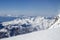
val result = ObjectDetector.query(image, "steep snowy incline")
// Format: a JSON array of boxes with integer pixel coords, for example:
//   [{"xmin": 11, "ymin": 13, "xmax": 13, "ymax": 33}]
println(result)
[
  {"xmin": 1, "ymin": 27, "xmax": 60, "ymax": 40},
  {"xmin": 49, "ymin": 14, "xmax": 60, "ymax": 29}
]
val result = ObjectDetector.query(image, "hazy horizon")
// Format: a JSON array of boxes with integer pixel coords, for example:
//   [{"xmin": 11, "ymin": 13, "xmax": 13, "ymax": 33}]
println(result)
[{"xmin": 0, "ymin": 0, "xmax": 60, "ymax": 17}]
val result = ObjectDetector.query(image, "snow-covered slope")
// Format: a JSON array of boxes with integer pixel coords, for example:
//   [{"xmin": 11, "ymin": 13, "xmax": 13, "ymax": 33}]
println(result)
[
  {"xmin": 49, "ymin": 14, "xmax": 60, "ymax": 29},
  {"xmin": 1, "ymin": 27, "xmax": 60, "ymax": 40}
]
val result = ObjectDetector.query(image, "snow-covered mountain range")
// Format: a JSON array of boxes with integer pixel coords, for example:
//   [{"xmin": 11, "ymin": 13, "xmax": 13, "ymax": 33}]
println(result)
[{"xmin": 0, "ymin": 14, "xmax": 60, "ymax": 39}]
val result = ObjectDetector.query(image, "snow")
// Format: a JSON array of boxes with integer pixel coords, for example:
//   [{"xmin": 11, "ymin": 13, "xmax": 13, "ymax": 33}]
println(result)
[
  {"xmin": 1, "ymin": 14, "xmax": 60, "ymax": 40},
  {"xmin": 1, "ymin": 27, "xmax": 60, "ymax": 40},
  {"xmin": 0, "ymin": 28, "xmax": 7, "ymax": 32},
  {"xmin": 2, "ymin": 16, "xmax": 55, "ymax": 30},
  {"xmin": 49, "ymin": 14, "xmax": 60, "ymax": 29}
]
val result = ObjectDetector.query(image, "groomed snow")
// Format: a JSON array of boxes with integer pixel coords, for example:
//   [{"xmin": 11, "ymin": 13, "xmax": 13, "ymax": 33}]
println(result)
[{"xmin": 1, "ymin": 27, "xmax": 60, "ymax": 40}]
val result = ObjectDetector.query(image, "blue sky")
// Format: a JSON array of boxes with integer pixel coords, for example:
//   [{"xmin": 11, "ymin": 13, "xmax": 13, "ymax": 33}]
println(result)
[{"xmin": 0, "ymin": 0, "xmax": 60, "ymax": 16}]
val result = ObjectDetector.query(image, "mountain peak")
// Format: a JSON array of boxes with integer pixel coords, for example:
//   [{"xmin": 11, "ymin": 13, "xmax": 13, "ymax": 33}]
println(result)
[{"xmin": 57, "ymin": 14, "xmax": 60, "ymax": 17}]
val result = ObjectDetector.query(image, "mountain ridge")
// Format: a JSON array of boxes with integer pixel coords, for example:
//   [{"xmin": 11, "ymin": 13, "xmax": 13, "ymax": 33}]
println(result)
[{"xmin": 0, "ymin": 14, "xmax": 60, "ymax": 39}]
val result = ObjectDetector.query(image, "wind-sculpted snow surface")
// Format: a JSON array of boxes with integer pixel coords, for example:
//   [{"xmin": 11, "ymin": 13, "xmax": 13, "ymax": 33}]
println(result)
[{"xmin": 0, "ymin": 15, "xmax": 58, "ymax": 39}]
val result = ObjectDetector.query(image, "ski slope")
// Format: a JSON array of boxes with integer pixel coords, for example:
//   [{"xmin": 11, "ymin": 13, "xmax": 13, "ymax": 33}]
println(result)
[{"xmin": 1, "ymin": 27, "xmax": 60, "ymax": 40}]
